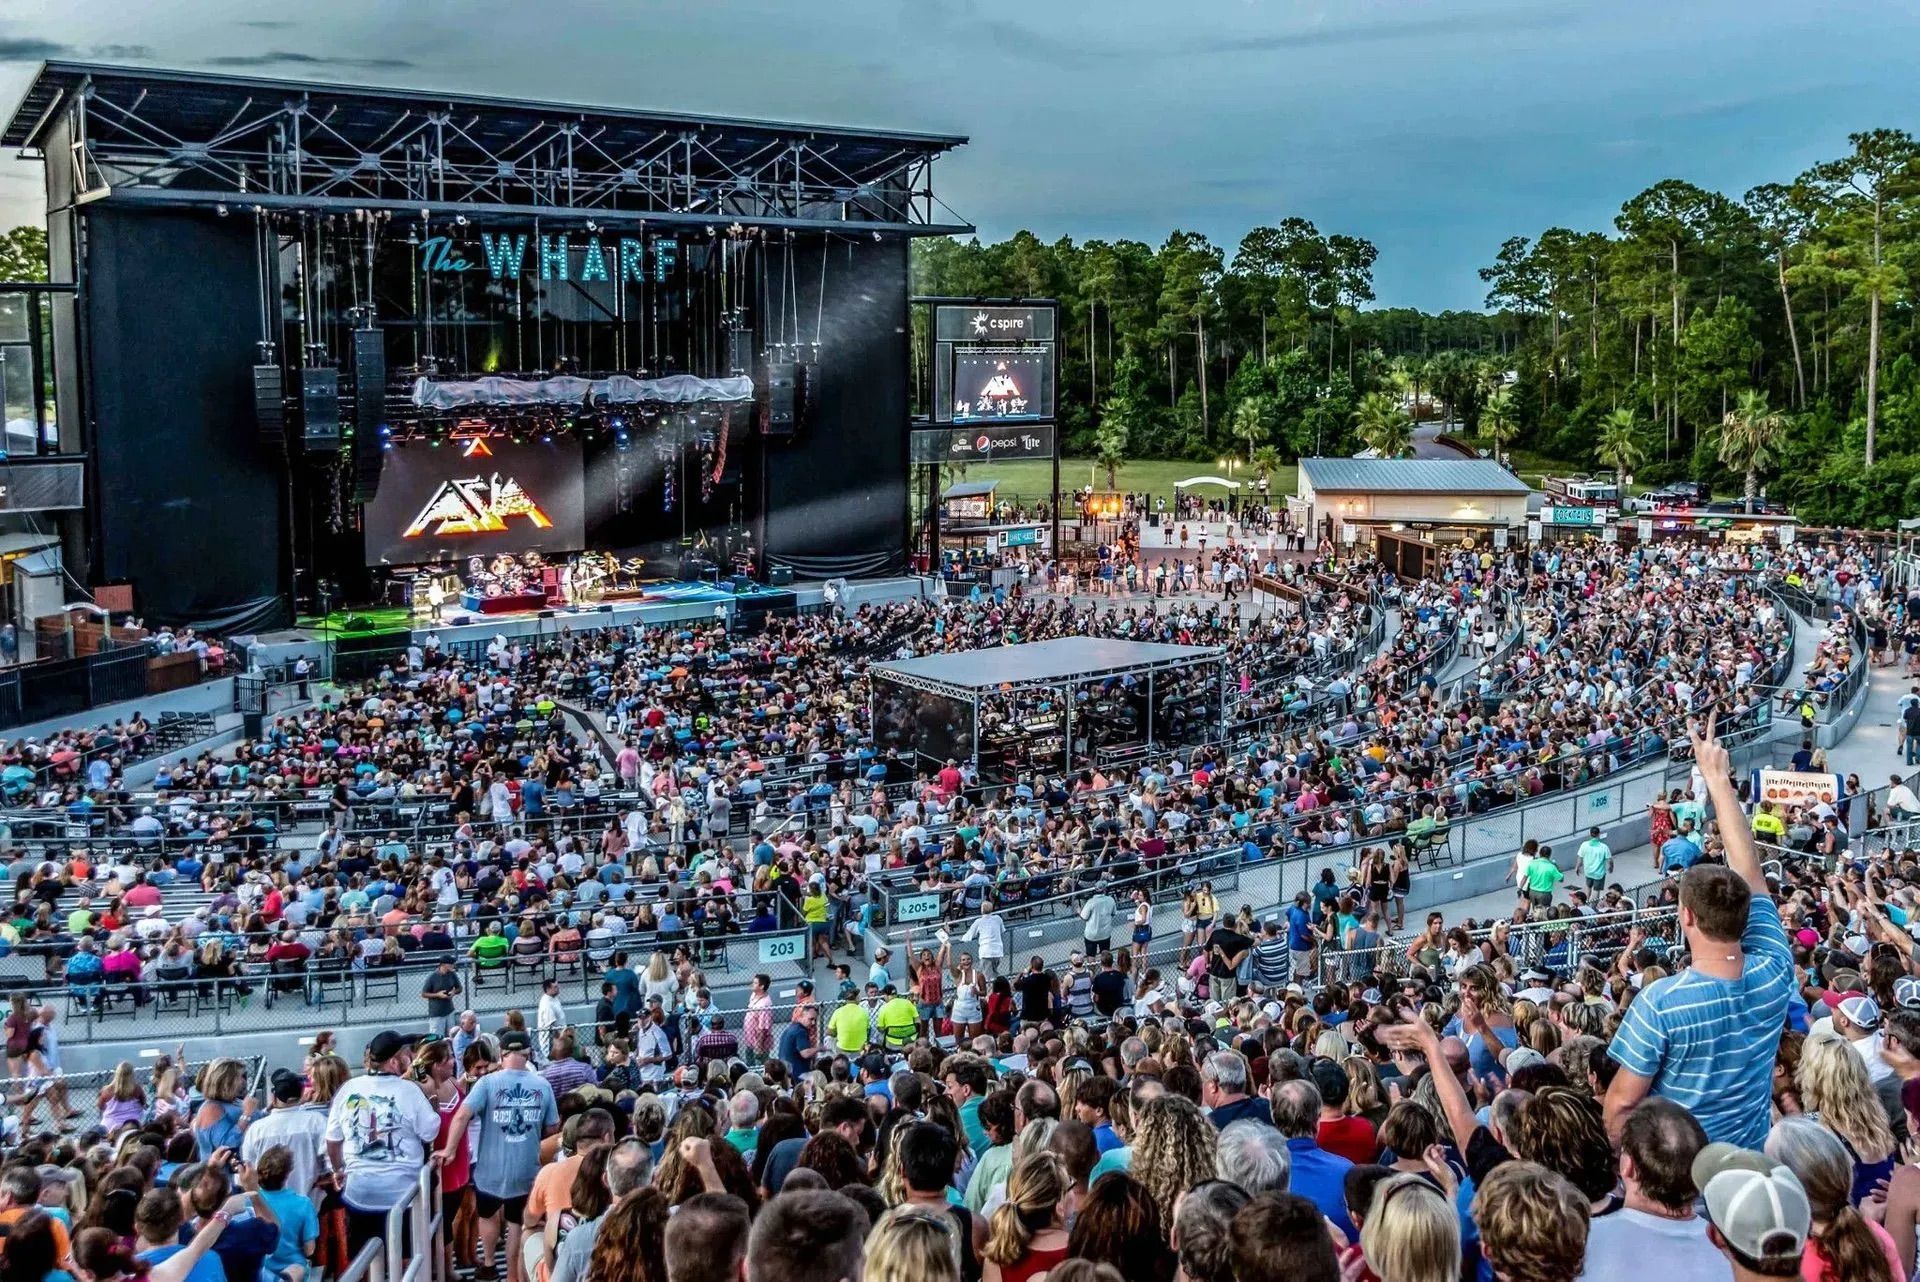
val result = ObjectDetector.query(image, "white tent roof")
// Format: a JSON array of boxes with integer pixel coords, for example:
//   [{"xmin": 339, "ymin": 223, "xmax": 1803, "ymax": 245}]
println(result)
[{"xmin": 1173, "ymin": 475, "xmax": 1241, "ymax": 490}]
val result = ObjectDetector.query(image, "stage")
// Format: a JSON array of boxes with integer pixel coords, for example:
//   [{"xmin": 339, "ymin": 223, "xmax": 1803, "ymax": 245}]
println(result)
[{"xmin": 246, "ymin": 575, "xmax": 932, "ymax": 673}]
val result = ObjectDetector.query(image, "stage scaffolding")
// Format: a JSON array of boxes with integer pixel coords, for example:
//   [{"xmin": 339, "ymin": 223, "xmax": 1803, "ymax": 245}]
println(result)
[
  {"xmin": 4, "ymin": 62, "xmax": 971, "ymax": 236},
  {"xmin": 869, "ymin": 637, "xmax": 1227, "ymax": 781}
]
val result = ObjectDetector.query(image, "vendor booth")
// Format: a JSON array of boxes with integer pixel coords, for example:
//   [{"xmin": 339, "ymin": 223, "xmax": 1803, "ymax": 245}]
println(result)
[{"xmin": 1296, "ymin": 458, "xmax": 1530, "ymax": 549}]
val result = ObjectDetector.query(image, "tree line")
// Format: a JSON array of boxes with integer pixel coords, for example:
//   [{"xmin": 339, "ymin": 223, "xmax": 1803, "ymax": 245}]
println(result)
[{"xmin": 911, "ymin": 128, "xmax": 1920, "ymax": 525}]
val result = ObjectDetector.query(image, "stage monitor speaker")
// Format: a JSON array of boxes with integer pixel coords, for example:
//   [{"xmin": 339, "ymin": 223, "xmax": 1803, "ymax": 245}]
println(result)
[
  {"xmin": 728, "ymin": 328, "xmax": 755, "ymax": 375},
  {"xmin": 253, "ymin": 365, "xmax": 285, "ymax": 446},
  {"xmin": 301, "ymin": 368, "xmax": 340, "ymax": 452},
  {"xmin": 762, "ymin": 361, "xmax": 796, "ymax": 438}
]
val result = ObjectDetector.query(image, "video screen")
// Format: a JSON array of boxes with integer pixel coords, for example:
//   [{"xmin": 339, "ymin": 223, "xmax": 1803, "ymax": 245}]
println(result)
[
  {"xmin": 363, "ymin": 437, "xmax": 586, "ymax": 567},
  {"xmin": 943, "ymin": 346, "xmax": 1054, "ymax": 423}
]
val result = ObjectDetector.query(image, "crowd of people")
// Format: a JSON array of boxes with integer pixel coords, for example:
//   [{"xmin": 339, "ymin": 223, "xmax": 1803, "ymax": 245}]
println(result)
[{"xmin": 0, "ymin": 532, "xmax": 1900, "ymax": 1282}]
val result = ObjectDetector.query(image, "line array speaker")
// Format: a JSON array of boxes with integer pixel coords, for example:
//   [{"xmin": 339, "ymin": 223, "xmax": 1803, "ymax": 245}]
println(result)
[
  {"xmin": 352, "ymin": 328, "xmax": 386, "ymax": 434},
  {"xmin": 253, "ymin": 365, "xmax": 285, "ymax": 447},
  {"xmin": 300, "ymin": 368, "xmax": 340, "ymax": 453},
  {"xmin": 351, "ymin": 329, "xmax": 387, "ymax": 502}
]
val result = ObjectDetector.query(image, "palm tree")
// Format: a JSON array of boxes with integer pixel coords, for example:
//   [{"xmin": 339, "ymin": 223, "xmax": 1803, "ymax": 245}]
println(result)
[
  {"xmin": 1230, "ymin": 396, "xmax": 1271, "ymax": 460},
  {"xmin": 1250, "ymin": 444, "xmax": 1282, "ymax": 483},
  {"xmin": 1595, "ymin": 408, "xmax": 1647, "ymax": 482},
  {"xmin": 1353, "ymin": 391, "xmax": 1413, "ymax": 458},
  {"xmin": 1479, "ymin": 386, "xmax": 1519, "ymax": 462},
  {"xmin": 1718, "ymin": 389, "xmax": 1786, "ymax": 512}
]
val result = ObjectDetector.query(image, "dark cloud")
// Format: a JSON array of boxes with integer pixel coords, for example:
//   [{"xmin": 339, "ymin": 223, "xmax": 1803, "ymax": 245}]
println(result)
[
  {"xmin": 0, "ymin": 37, "xmax": 73, "ymax": 63},
  {"xmin": 202, "ymin": 51, "xmax": 415, "ymax": 71},
  {"xmin": 958, "ymin": 5, "xmax": 1579, "ymax": 68},
  {"xmin": 90, "ymin": 45, "xmax": 154, "ymax": 59},
  {"xmin": 239, "ymin": 21, "xmax": 295, "ymax": 30}
]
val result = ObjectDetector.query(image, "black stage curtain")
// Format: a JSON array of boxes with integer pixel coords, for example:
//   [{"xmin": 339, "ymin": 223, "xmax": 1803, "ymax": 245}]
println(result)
[
  {"xmin": 761, "ymin": 238, "xmax": 909, "ymax": 579},
  {"xmin": 83, "ymin": 208, "xmax": 290, "ymax": 628}
]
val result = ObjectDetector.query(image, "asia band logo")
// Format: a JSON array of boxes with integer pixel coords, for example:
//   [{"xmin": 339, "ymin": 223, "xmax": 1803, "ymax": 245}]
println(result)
[
  {"xmin": 403, "ymin": 439, "xmax": 554, "ymax": 538},
  {"xmin": 957, "ymin": 360, "xmax": 1031, "ymax": 419}
]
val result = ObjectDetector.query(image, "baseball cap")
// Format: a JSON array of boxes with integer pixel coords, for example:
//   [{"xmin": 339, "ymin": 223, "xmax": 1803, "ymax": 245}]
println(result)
[
  {"xmin": 1505, "ymin": 1047, "xmax": 1548, "ymax": 1075},
  {"xmin": 269, "ymin": 1068, "xmax": 305, "ymax": 1103},
  {"xmin": 1840, "ymin": 994, "xmax": 1883, "ymax": 1030},
  {"xmin": 1692, "ymin": 1143, "xmax": 1810, "ymax": 1263},
  {"xmin": 34, "ymin": 1165, "xmax": 77, "ymax": 1187},
  {"xmin": 1895, "ymin": 977, "xmax": 1920, "ymax": 1011},
  {"xmin": 498, "ymin": 1029, "xmax": 533, "ymax": 1053},
  {"xmin": 367, "ymin": 1030, "xmax": 423, "ymax": 1063}
]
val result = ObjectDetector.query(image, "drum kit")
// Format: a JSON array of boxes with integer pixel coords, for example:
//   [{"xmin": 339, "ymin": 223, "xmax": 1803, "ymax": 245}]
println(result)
[{"xmin": 466, "ymin": 551, "xmax": 545, "ymax": 598}]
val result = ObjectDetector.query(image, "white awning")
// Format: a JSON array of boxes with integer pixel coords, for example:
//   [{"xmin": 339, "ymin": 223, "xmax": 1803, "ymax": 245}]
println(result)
[{"xmin": 1172, "ymin": 475, "xmax": 1241, "ymax": 490}]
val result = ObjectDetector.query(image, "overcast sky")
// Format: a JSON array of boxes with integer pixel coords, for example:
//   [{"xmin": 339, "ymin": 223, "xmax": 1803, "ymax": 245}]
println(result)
[{"xmin": 0, "ymin": 0, "xmax": 1915, "ymax": 311}]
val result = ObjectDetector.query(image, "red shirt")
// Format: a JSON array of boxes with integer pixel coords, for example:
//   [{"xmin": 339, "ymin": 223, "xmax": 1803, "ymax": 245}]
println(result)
[{"xmin": 1317, "ymin": 1115, "xmax": 1379, "ymax": 1165}]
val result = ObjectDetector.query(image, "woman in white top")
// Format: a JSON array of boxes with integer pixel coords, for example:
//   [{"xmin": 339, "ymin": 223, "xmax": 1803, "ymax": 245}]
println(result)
[
  {"xmin": 640, "ymin": 952, "xmax": 677, "ymax": 1006},
  {"xmin": 949, "ymin": 951, "xmax": 985, "ymax": 1038}
]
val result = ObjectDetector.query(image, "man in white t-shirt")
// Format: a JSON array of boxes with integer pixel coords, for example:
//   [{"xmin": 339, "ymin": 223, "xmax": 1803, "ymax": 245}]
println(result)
[
  {"xmin": 1581, "ymin": 1098, "xmax": 1725, "ymax": 1282},
  {"xmin": 963, "ymin": 901, "xmax": 1007, "ymax": 980},
  {"xmin": 326, "ymin": 1031, "xmax": 442, "ymax": 1260}
]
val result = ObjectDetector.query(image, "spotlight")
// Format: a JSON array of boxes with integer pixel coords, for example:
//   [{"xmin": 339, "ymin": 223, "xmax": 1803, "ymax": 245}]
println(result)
[
  {"xmin": 455, "ymin": 215, "xmax": 469, "ymax": 227},
  {"xmin": 541, "ymin": 433, "xmax": 552, "ymax": 443},
  {"xmin": 586, "ymin": 220, "xmax": 599, "ymax": 233},
  {"xmin": 216, "ymin": 203, "xmax": 229, "ymax": 217}
]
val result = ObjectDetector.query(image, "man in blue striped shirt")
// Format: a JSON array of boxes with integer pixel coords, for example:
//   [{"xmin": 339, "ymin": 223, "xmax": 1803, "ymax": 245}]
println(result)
[{"xmin": 1604, "ymin": 710, "xmax": 1792, "ymax": 1150}]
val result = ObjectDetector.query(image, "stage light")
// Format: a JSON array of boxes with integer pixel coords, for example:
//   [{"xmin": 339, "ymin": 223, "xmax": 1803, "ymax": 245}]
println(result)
[
  {"xmin": 611, "ymin": 416, "xmax": 624, "ymax": 429},
  {"xmin": 541, "ymin": 433, "xmax": 552, "ymax": 443},
  {"xmin": 216, "ymin": 203, "xmax": 229, "ymax": 217}
]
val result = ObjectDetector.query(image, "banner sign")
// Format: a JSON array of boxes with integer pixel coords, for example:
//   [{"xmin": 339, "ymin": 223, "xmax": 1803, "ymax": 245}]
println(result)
[
  {"xmin": 1754, "ymin": 768, "xmax": 1845, "ymax": 811},
  {"xmin": 911, "ymin": 424, "xmax": 1055, "ymax": 465},
  {"xmin": 935, "ymin": 305, "xmax": 1057, "ymax": 343},
  {"xmin": 1541, "ymin": 505, "xmax": 1600, "ymax": 527}
]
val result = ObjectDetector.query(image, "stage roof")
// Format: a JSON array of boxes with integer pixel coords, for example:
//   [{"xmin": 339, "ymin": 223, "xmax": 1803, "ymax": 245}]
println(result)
[
  {"xmin": 872, "ymin": 637, "xmax": 1225, "ymax": 695},
  {"xmin": 3, "ymin": 62, "xmax": 972, "ymax": 235}
]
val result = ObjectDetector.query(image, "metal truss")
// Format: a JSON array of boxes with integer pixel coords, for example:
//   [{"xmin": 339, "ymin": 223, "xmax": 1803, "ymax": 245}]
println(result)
[{"xmin": 7, "ymin": 62, "xmax": 972, "ymax": 236}]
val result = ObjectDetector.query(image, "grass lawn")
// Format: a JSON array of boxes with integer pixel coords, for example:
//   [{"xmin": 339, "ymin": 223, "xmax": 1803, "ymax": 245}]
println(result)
[{"xmin": 948, "ymin": 458, "xmax": 1297, "ymax": 504}]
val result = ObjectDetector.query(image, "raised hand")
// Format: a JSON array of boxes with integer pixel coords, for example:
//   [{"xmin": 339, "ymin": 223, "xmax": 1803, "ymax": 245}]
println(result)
[{"xmin": 1688, "ymin": 709, "xmax": 1729, "ymax": 783}]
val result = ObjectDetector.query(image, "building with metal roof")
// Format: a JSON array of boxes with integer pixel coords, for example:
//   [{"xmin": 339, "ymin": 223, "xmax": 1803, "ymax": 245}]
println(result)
[
  {"xmin": 1295, "ymin": 457, "xmax": 1531, "ymax": 550},
  {"xmin": 1297, "ymin": 458, "xmax": 1530, "ymax": 496}
]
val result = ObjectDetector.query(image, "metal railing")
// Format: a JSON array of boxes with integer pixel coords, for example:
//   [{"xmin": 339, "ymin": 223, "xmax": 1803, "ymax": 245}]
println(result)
[
  {"xmin": 22, "ymin": 928, "xmax": 816, "ymax": 1045},
  {"xmin": 1310, "ymin": 904, "xmax": 1681, "ymax": 991}
]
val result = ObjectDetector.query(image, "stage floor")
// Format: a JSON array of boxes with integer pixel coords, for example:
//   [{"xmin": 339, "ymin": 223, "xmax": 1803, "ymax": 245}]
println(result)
[{"xmin": 253, "ymin": 576, "xmax": 930, "ymax": 671}]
